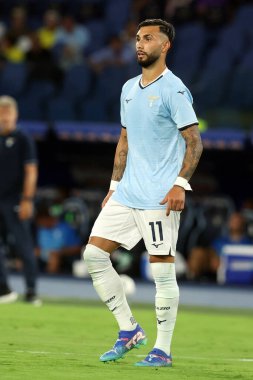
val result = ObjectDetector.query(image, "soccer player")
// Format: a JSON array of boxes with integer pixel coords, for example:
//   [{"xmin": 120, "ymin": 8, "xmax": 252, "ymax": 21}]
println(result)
[{"xmin": 83, "ymin": 19, "xmax": 203, "ymax": 367}]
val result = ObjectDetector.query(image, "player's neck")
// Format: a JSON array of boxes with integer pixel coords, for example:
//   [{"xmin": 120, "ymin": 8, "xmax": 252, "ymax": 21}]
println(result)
[{"xmin": 141, "ymin": 64, "xmax": 167, "ymax": 87}]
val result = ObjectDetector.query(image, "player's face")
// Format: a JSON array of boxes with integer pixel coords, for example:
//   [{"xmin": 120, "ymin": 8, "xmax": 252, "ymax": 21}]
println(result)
[
  {"xmin": 0, "ymin": 105, "xmax": 18, "ymax": 133},
  {"xmin": 136, "ymin": 26, "xmax": 169, "ymax": 68}
]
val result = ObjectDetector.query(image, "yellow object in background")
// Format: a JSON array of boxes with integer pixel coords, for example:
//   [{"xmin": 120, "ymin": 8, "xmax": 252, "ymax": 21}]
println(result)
[
  {"xmin": 38, "ymin": 28, "xmax": 56, "ymax": 49},
  {"xmin": 4, "ymin": 46, "xmax": 25, "ymax": 63},
  {"xmin": 198, "ymin": 118, "xmax": 208, "ymax": 133}
]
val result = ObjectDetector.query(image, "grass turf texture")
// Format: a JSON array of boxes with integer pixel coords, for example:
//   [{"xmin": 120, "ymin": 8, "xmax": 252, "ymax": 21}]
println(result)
[{"xmin": 0, "ymin": 300, "xmax": 253, "ymax": 380}]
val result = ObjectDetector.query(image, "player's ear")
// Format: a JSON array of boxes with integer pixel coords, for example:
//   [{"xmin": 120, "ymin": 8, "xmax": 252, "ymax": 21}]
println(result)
[{"xmin": 162, "ymin": 40, "xmax": 170, "ymax": 53}]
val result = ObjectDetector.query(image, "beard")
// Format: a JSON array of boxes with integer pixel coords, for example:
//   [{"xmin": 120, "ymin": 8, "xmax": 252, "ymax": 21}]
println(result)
[{"xmin": 137, "ymin": 52, "xmax": 160, "ymax": 68}]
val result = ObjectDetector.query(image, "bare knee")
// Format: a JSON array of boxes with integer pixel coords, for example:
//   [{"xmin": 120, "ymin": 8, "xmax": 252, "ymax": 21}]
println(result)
[
  {"xmin": 149, "ymin": 254, "xmax": 175, "ymax": 264},
  {"xmin": 88, "ymin": 236, "xmax": 120, "ymax": 254}
]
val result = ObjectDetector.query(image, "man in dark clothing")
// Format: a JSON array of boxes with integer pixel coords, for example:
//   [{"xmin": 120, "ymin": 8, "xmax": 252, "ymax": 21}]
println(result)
[{"xmin": 0, "ymin": 96, "xmax": 40, "ymax": 305}]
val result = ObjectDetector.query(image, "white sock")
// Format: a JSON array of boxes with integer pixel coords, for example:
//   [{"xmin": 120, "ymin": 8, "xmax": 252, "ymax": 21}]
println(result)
[
  {"xmin": 83, "ymin": 244, "xmax": 137, "ymax": 331},
  {"xmin": 151, "ymin": 262, "xmax": 179, "ymax": 356}
]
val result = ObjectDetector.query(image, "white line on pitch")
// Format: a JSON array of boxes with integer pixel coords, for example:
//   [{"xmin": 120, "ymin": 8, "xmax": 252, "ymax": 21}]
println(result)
[
  {"xmin": 14, "ymin": 350, "xmax": 253, "ymax": 362},
  {"xmin": 135, "ymin": 354, "xmax": 253, "ymax": 362}
]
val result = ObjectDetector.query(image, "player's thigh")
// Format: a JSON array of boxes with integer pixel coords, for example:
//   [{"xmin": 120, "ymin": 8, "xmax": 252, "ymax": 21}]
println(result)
[
  {"xmin": 134, "ymin": 209, "xmax": 181, "ymax": 256},
  {"xmin": 90, "ymin": 199, "xmax": 142, "ymax": 252}
]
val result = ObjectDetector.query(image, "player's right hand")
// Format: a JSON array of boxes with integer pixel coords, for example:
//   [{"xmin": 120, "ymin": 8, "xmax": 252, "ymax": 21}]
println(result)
[{"xmin": 101, "ymin": 190, "xmax": 114, "ymax": 208}]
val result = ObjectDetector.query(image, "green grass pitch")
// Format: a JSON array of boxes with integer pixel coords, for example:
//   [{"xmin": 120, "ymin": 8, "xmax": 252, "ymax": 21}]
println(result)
[{"xmin": 0, "ymin": 300, "xmax": 253, "ymax": 380}]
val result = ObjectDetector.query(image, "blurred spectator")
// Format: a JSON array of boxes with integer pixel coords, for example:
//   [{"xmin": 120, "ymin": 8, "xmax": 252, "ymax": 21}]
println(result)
[
  {"xmin": 89, "ymin": 35, "xmax": 135, "ymax": 73},
  {"xmin": 8, "ymin": 7, "xmax": 31, "ymax": 54},
  {"xmin": 121, "ymin": 20, "xmax": 138, "ymax": 52},
  {"xmin": 26, "ymin": 32, "xmax": 63, "ymax": 86},
  {"xmin": 0, "ymin": 34, "xmax": 25, "ymax": 63},
  {"xmin": 35, "ymin": 202, "xmax": 82, "ymax": 274},
  {"xmin": 195, "ymin": 0, "xmax": 230, "ymax": 26},
  {"xmin": 165, "ymin": 0, "xmax": 193, "ymax": 18},
  {"xmin": 54, "ymin": 15, "xmax": 90, "ymax": 70},
  {"xmin": 37, "ymin": 10, "xmax": 60, "ymax": 50},
  {"xmin": 132, "ymin": 0, "xmax": 166, "ymax": 22},
  {"xmin": 187, "ymin": 212, "xmax": 252, "ymax": 281}
]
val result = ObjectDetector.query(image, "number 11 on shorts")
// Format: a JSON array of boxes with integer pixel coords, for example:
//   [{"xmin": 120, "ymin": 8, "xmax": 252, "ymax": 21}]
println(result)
[{"xmin": 149, "ymin": 221, "xmax": 164, "ymax": 243}]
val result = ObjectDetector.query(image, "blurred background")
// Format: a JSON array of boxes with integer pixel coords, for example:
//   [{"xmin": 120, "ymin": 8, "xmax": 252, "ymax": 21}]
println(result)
[{"xmin": 1, "ymin": 0, "xmax": 253, "ymax": 289}]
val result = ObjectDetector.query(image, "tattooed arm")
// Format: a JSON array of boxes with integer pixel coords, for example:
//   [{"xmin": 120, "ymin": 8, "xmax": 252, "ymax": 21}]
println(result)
[
  {"xmin": 111, "ymin": 127, "xmax": 128, "ymax": 181},
  {"xmin": 160, "ymin": 124, "xmax": 203, "ymax": 215},
  {"xmin": 102, "ymin": 127, "xmax": 128, "ymax": 207},
  {"xmin": 178, "ymin": 124, "xmax": 203, "ymax": 180}
]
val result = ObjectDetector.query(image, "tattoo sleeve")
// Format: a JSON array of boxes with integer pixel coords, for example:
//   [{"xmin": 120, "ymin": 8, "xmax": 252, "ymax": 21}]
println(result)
[
  {"xmin": 179, "ymin": 124, "xmax": 203, "ymax": 181},
  {"xmin": 111, "ymin": 128, "xmax": 128, "ymax": 181}
]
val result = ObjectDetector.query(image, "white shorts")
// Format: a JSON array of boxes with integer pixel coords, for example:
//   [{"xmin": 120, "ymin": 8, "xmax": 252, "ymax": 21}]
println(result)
[{"xmin": 90, "ymin": 199, "xmax": 180, "ymax": 256}]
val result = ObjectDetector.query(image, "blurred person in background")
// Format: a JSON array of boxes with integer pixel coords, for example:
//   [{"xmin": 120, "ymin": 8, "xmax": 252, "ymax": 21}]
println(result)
[
  {"xmin": 121, "ymin": 20, "xmax": 139, "ymax": 51},
  {"xmin": 54, "ymin": 15, "xmax": 90, "ymax": 70},
  {"xmin": 37, "ymin": 9, "xmax": 60, "ymax": 50},
  {"xmin": 188, "ymin": 212, "xmax": 252, "ymax": 281},
  {"xmin": 83, "ymin": 19, "xmax": 202, "ymax": 367},
  {"xmin": 165, "ymin": 0, "xmax": 193, "ymax": 18},
  {"xmin": 0, "ymin": 33, "xmax": 25, "ymax": 63},
  {"xmin": 89, "ymin": 35, "xmax": 135, "ymax": 73},
  {"xmin": 7, "ymin": 6, "xmax": 31, "ymax": 54},
  {"xmin": 26, "ymin": 32, "xmax": 63, "ymax": 86},
  {"xmin": 0, "ymin": 96, "xmax": 39, "ymax": 305},
  {"xmin": 0, "ymin": 6, "xmax": 31, "ymax": 63},
  {"xmin": 35, "ymin": 201, "xmax": 82, "ymax": 274}
]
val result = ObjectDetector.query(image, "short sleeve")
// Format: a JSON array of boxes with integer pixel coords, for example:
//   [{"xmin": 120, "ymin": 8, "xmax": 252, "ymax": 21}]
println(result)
[
  {"xmin": 22, "ymin": 133, "xmax": 37, "ymax": 164},
  {"xmin": 168, "ymin": 87, "xmax": 198, "ymax": 130}
]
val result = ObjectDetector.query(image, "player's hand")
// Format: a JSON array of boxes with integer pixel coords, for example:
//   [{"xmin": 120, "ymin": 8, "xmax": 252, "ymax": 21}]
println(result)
[
  {"xmin": 160, "ymin": 186, "xmax": 185, "ymax": 216},
  {"xmin": 18, "ymin": 199, "xmax": 34, "ymax": 220},
  {"xmin": 101, "ymin": 190, "xmax": 114, "ymax": 208}
]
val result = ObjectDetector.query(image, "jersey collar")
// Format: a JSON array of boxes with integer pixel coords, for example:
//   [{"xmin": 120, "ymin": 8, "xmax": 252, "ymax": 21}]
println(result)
[{"xmin": 139, "ymin": 67, "xmax": 169, "ymax": 89}]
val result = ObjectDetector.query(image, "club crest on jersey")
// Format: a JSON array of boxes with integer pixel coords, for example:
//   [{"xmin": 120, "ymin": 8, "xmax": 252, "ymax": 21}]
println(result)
[{"xmin": 148, "ymin": 95, "xmax": 159, "ymax": 107}]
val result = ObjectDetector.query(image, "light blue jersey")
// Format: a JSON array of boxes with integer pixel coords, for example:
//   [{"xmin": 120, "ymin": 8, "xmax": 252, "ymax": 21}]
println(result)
[{"xmin": 112, "ymin": 68, "xmax": 198, "ymax": 209}]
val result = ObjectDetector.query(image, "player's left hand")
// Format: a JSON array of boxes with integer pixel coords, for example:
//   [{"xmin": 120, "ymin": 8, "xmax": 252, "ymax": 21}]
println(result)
[
  {"xmin": 18, "ymin": 199, "xmax": 34, "ymax": 220},
  {"xmin": 160, "ymin": 186, "xmax": 185, "ymax": 216}
]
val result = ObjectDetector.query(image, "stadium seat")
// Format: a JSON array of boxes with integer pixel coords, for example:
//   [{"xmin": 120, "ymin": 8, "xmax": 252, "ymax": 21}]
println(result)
[
  {"xmin": 226, "ymin": 50, "xmax": 253, "ymax": 108},
  {"xmin": 78, "ymin": 95, "xmax": 107, "ymax": 122},
  {"xmin": 0, "ymin": 63, "xmax": 27, "ymax": 97},
  {"xmin": 18, "ymin": 80, "xmax": 56, "ymax": 120},
  {"xmin": 104, "ymin": 0, "xmax": 131, "ymax": 35},
  {"xmin": 61, "ymin": 64, "xmax": 93, "ymax": 100},
  {"xmin": 226, "ymin": 68, "xmax": 253, "ymax": 108},
  {"xmin": 95, "ymin": 66, "xmax": 127, "ymax": 106},
  {"xmin": 193, "ymin": 46, "xmax": 233, "ymax": 110},
  {"xmin": 18, "ymin": 97, "xmax": 45, "ymax": 120},
  {"xmin": 172, "ymin": 23, "xmax": 206, "ymax": 85},
  {"xmin": 233, "ymin": 4, "xmax": 253, "ymax": 31},
  {"xmin": 85, "ymin": 20, "xmax": 107, "ymax": 53},
  {"xmin": 218, "ymin": 25, "xmax": 245, "ymax": 60},
  {"xmin": 47, "ymin": 97, "xmax": 77, "ymax": 121}
]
